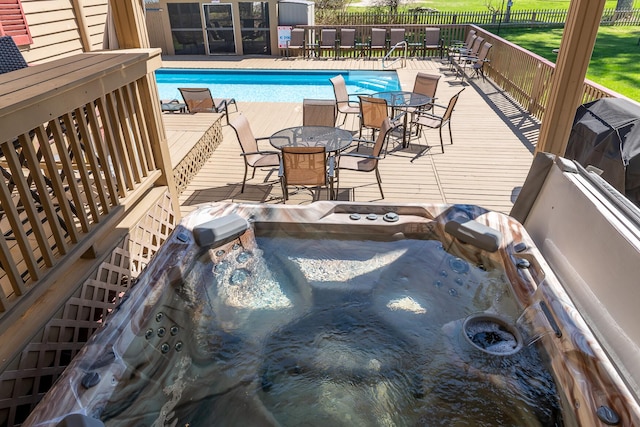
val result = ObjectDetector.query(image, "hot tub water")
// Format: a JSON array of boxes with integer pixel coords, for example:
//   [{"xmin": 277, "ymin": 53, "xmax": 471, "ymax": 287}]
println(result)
[{"xmin": 95, "ymin": 223, "xmax": 563, "ymax": 426}]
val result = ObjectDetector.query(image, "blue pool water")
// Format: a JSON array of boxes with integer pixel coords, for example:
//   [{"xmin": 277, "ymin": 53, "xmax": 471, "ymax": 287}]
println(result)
[{"xmin": 155, "ymin": 69, "xmax": 401, "ymax": 103}]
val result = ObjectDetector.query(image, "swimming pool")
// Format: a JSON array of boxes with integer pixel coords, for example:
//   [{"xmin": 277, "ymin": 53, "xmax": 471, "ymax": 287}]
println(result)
[{"xmin": 155, "ymin": 69, "xmax": 401, "ymax": 103}]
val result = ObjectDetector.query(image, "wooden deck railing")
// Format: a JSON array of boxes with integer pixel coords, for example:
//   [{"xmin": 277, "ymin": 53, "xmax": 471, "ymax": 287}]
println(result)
[
  {"xmin": 471, "ymin": 25, "xmax": 621, "ymax": 121},
  {"xmin": 0, "ymin": 49, "xmax": 178, "ymax": 319}
]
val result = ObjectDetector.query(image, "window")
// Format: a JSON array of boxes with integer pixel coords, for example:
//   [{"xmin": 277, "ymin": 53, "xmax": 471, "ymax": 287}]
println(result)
[
  {"xmin": 0, "ymin": 0, "xmax": 32, "ymax": 46},
  {"xmin": 239, "ymin": 2, "xmax": 270, "ymax": 55},
  {"xmin": 167, "ymin": 3, "xmax": 205, "ymax": 54}
]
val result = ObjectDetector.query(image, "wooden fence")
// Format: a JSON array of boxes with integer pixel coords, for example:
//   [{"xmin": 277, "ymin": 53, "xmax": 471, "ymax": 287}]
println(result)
[{"xmin": 328, "ymin": 8, "xmax": 640, "ymax": 27}]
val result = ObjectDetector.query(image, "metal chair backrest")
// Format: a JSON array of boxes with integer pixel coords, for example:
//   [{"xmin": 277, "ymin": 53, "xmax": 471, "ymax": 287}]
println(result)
[
  {"xmin": 229, "ymin": 114, "xmax": 258, "ymax": 154},
  {"xmin": 178, "ymin": 88, "xmax": 214, "ymax": 112},
  {"xmin": 339, "ymin": 28, "xmax": 356, "ymax": 48},
  {"xmin": 412, "ymin": 72, "xmax": 440, "ymax": 98},
  {"xmin": 423, "ymin": 28, "xmax": 441, "ymax": 47},
  {"xmin": 463, "ymin": 29, "xmax": 477, "ymax": 48},
  {"xmin": 389, "ymin": 28, "xmax": 406, "ymax": 46},
  {"xmin": 370, "ymin": 28, "xmax": 387, "ymax": 48},
  {"xmin": 329, "ymin": 75, "xmax": 349, "ymax": 106},
  {"xmin": 320, "ymin": 28, "xmax": 337, "ymax": 48},
  {"xmin": 303, "ymin": 99, "xmax": 337, "ymax": 126},
  {"xmin": 288, "ymin": 28, "xmax": 305, "ymax": 48},
  {"xmin": 442, "ymin": 89, "xmax": 465, "ymax": 124},
  {"xmin": 373, "ymin": 117, "xmax": 395, "ymax": 158},
  {"xmin": 282, "ymin": 146, "xmax": 328, "ymax": 186},
  {"xmin": 358, "ymin": 96, "xmax": 388, "ymax": 132},
  {"xmin": 468, "ymin": 36, "xmax": 484, "ymax": 57},
  {"xmin": 474, "ymin": 42, "xmax": 492, "ymax": 63}
]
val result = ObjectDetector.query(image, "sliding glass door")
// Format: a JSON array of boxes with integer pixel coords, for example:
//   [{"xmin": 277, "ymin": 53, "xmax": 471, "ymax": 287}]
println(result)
[{"xmin": 204, "ymin": 3, "xmax": 236, "ymax": 54}]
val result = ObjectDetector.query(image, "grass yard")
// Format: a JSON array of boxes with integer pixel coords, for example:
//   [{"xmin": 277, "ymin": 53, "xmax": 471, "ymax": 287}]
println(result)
[
  {"xmin": 389, "ymin": 0, "xmax": 620, "ymax": 12},
  {"xmin": 498, "ymin": 26, "xmax": 640, "ymax": 101}
]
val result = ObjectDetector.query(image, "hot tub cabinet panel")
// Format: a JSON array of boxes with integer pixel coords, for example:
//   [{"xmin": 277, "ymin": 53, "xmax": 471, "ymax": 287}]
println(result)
[{"xmin": 24, "ymin": 202, "xmax": 640, "ymax": 427}]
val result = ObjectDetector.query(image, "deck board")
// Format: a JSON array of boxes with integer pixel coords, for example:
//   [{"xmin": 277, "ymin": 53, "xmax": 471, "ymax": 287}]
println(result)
[{"xmin": 160, "ymin": 56, "xmax": 538, "ymax": 215}]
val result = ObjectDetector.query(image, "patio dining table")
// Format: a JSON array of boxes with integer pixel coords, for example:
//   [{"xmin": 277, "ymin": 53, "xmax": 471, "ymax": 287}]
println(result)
[
  {"xmin": 269, "ymin": 125, "xmax": 353, "ymax": 153},
  {"xmin": 371, "ymin": 91, "xmax": 432, "ymax": 147}
]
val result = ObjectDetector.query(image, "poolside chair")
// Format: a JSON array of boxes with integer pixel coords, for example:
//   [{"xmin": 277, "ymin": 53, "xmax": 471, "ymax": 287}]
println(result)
[
  {"xmin": 410, "ymin": 88, "xmax": 465, "ymax": 158},
  {"xmin": 389, "ymin": 28, "xmax": 406, "ymax": 48},
  {"xmin": 336, "ymin": 117, "xmax": 397, "ymax": 200},
  {"xmin": 449, "ymin": 33, "xmax": 478, "ymax": 67},
  {"xmin": 369, "ymin": 28, "xmax": 387, "ymax": 57},
  {"xmin": 448, "ymin": 29, "xmax": 476, "ymax": 61},
  {"xmin": 407, "ymin": 72, "xmax": 441, "ymax": 133},
  {"xmin": 280, "ymin": 146, "xmax": 334, "ymax": 202},
  {"xmin": 412, "ymin": 72, "xmax": 440, "ymax": 112},
  {"xmin": 462, "ymin": 42, "xmax": 493, "ymax": 82},
  {"xmin": 338, "ymin": 28, "xmax": 357, "ymax": 58},
  {"xmin": 0, "ymin": 36, "xmax": 28, "ymax": 74},
  {"xmin": 422, "ymin": 28, "xmax": 443, "ymax": 58},
  {"xmin": 229, "ymin": 115, "xmax": 280, "ymax": 193},
  {"xmin": 178, "ymin": 87, "xmax": 238, "ymax": 125},
  {"xmin": 286, "ymin": 28, "xmax": 306, "ymax": 58},
  {"xmin": 451, "ymin": 36, "xmax": 484, "ymax": 75},
  {"xmin": 329, "ymin": 75, "xmax": 360, "ymax": 127},
  {"xmin": 303, "ymin": 99, "xmax": 337, "ymax": 127},
  {"xmin": 358, "ymin": 95, "xmax": 389, "ymax": 140},
  {"xmin": 318, "ymin": 28, "xmax": 337, "ymax": 58}
]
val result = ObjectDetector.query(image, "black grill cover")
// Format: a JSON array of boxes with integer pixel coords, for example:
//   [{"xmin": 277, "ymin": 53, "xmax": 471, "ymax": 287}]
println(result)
[{"xmin": 564, "ymin": 98, "xmax": 640, "ymax": 205}]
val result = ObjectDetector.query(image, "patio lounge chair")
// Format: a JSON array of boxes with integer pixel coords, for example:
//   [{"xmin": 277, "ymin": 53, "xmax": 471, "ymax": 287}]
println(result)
[
  {"xmin": 0, "ymin": 36, "xmax": 28, "ymax": 74},
  {"xmin": 303, "ymin": 99, "xmax": 337, "ymax": 127},
  {"xmin": 407, "ymin": 72, "xmax": 441, "ymax": 132},
  {"xmin": 280, "ymin": 146, "xmax": 334, "ymax": 201},
  {"xmin": 389, "ymin": 28, "xmax": 406, "ymax": 48},
  {"xmin": 358, "ymin": 95, "xmax": 389, "ymax": 140},
  {"xmin": 338, "ymin": 28, "xmax": 357, "ymax": 58},
  {"xmin": 286, "ymin": 28, "xmax": 306, "ymax": 58},
  {"xmin": 318, "ymin": 28, "xmax": 337, "ymax": 58},
  {"xmin": 412, "ymin": 72, "xmax": 440, "ymax": 111},
  {"xmin": 410, "ymin": 88, "xmax": 465, "ymax": 158},
  {"xmin": 369, "ymin": 28, "xmax": 387, "ymax": 57},
  {"xmin": 462, "ymin": 42, "xmax": 493, "ymax": 81},
  {"xmin": 447, "ymin": 29, "xmax": 476, "ymax": 60},
  {"xmin": 329, "ymin": 74, "xmax": 360, "ymax": 127},
  {"xmin": 336, "ymin": 117, "xmax": 398, "ymax": 199},
  {"xmin": 448, "ymin": 33, "xmax": 478, "ymax": 66},
  {"xmin": 178, "ymin": 87, "xmax": 238, "ymax": 124},
  {"xmin": 422, "ymin": 28, "xmax": 443, "ymax": 58},
  {"xmin": 229, "ymin": 115, "xmax": 280, "ymax": 193}
]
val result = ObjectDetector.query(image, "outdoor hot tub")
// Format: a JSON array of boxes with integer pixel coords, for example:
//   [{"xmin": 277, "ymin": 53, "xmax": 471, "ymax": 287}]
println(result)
[{"xmin": 24, "ymin": 201, "xmax": 640, "ymax": 426}]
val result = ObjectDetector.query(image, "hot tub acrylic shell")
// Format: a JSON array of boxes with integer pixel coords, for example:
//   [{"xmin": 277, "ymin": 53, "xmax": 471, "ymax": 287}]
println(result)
[{"xmin": 24, "ymin": 202, "xmax": 640, "ymax": 426}]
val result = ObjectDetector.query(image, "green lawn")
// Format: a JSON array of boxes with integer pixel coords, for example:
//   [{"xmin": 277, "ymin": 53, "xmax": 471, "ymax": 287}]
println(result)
[
  {"xmin": 498, "ymin": 26, "xmax": 640, "ymax": 101},
  {"xmin": 394, "ymin": 1, "xmax": 620, "ymax": 12}
]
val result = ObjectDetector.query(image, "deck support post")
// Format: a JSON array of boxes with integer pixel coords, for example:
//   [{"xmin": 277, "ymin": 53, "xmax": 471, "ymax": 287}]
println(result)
[
  {"xmin": 109, "ymin": 0, "xmax": 150, "ymax": 49},
  {"xmin": 535, "ymin": 0, "xmax": 605, "ymax": 156}
]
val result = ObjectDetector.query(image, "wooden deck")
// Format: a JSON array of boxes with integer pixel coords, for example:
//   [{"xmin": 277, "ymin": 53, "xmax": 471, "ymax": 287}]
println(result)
[{"xmin": 161, "ymin": 56, "xmax": 539, "ymax": 216}]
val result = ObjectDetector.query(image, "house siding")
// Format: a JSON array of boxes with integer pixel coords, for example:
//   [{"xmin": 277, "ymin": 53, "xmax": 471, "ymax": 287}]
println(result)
[{"xmin": 18, "ymin": 0, "xmax": 108, "ymax": 64}]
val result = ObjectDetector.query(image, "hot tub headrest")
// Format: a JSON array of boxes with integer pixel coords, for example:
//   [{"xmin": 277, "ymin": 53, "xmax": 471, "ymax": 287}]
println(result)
[
  {"xmin": 444, "ymin": 219, "xmax": 502, "ymax": 252},
  {"xmin": 193, "ymin": 213, "xmax": 249, "ymax": 248}
]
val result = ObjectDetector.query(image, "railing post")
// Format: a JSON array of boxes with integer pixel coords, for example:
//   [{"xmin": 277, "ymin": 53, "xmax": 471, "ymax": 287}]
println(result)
[
  {"xmin": 138, "ymin": 71, "xmax": 183, "ymax": 220},
  {"xmin": 109, "ymin": 0, "xmax": 150, "ymax": 49},
  {"xmin": 536, "ymin": 0, "xmax": 606, "ymax": 155}
]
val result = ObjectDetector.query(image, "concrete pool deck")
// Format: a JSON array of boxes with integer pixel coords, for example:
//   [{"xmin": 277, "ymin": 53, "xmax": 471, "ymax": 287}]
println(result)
[{"xmin": 160, "ymin": 55, "xmax": 539, "ymax": 215}]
